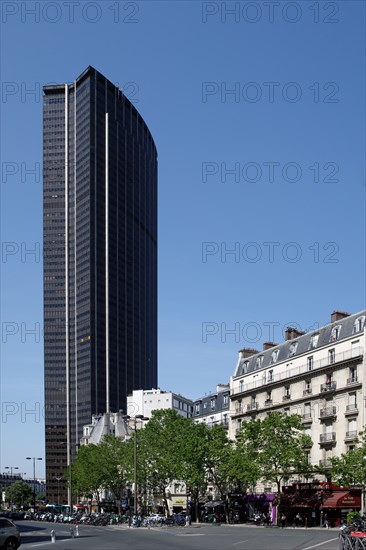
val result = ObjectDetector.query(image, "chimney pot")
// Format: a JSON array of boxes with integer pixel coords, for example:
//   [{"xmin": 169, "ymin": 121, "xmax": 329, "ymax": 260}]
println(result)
[{"xmin": 239, "ymin": 347, "xmax": 259, "ymax": 358}]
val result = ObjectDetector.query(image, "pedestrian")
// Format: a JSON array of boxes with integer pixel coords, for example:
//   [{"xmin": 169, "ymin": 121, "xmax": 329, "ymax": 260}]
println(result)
[
  {"xmin": 323, "ymin": 513, "xmax": 328, "ymax": 529},
  {"xmin": 281, "ymin": 513, "xmax": 286, "ymax": 528}
]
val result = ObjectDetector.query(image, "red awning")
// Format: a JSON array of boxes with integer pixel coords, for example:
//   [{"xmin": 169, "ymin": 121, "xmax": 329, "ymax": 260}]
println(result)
[{"xmin": 322, "ymin": 492, "xmax": 361, "ymax": 509}]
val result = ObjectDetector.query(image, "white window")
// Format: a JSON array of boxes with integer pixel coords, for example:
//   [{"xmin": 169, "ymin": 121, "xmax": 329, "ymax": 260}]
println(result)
[
  {"xmin": 348, "ymin": 419, "xmax": 357, "ymax": 435},
  {"xmin": 271, "ymin": 349, "xmax": 279, "ymax": 364},
  {"xmin": 195, "ymin": 403, "xmax": 200, "ymax": 414},
  {"xmin": 256, "ymin": 356, "xmax": 264, "ymax": 369},
  {"xmin": 289, "ymin": 342, "xmax": 298, "ymax": 357},
  {"xmin": 267, "ymin": 369, "xmax": 274, "ymax": 382},
  {"xmin": 307, "ymin": 356, "xmax": 313, "ymax": 371},
  {"xmin": 239, "ymin": 380, "xmax": 244, "ymax": 392},
  {"xmin": 349, "ymin": 367, "xmax": 357, "ymax": 383},
  {"xmin": 351, "ymin": 341, "xmax": 360, "ymax": 358},
  {"xmin": 305, "ymin": 380, "xmax": 312, "ymax": 393},
  {"xmin": 284, "ymin": 386, "xmax": 290, "ymax": 398},
  {"xmin": 223, "ymin": 394, "xmax": 229, "ymax": 406},
  {"xmin": 330, "ymin": 325, "xmax": 341, "ymax": 342},
  {"xmin": 353, "ymin": 316, "xmax": 365, "ymax": 334},
  {"xmin": 241, "ymin": 361, "xmax": 249, "ymax": 374},
  {"xmin": 329, "ymin": 349, "xmax": 335, "ymax": 365},
  {"xmin": 304, "ymin": 402, "xmax": 311, "ymax": 416},
  {"xmin": 210, "ymin": 398, "xmax": 216, "ymax": 409},
  {"xmin": 309, "ymin": 334, "xmax": 319, "ymax": 349},
  {"xmin": 348, "ymin": 393, "xmax": 357, "ymax": 407}
]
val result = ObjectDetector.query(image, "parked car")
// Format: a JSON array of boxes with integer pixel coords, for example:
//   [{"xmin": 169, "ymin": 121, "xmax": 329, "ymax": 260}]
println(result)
[{"xmin": 0, "ymin": 518, "xmax": 21, "ymax": 549}]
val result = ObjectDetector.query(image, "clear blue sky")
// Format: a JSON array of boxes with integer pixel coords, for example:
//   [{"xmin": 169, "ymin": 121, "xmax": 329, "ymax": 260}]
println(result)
[{"xmin": 1, "ymin": 1, "xmax": 365, "ymax": 478}]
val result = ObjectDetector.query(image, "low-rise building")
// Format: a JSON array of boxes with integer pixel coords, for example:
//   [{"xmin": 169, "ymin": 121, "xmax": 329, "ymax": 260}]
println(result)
[
  {"xmin": 193, "ymin": 384, "xmax": 231, "ymax": 429},
  {"xmin": 127, "ymin": 388, "xmax": 193, "ymax": 419}
]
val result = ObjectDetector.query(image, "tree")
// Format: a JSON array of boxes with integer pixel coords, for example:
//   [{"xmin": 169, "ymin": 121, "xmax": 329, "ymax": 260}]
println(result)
[
  {"xmin": 236, "ymin": 412, "xmax": 313, "ymax": 522},
  {"xmin": 138, "ymin": 409, "xmax": 189, "ymax": 515},
  {"xmin": 5, "ymin": 481, "xmax": 33, "ymax": 508},
  {"xmin": 68, "ymin": 444, "xmax": 106, "ymax": 505},
  {"xmin": 330, "ymin": 431, "xmax": 366, "ymax": 508},
  {"xmin": 98, "ymin": 435, "xmax": 134, "ymax": 511},
  {"xmin": 203, "ymin": 424, "xmax": 235, "ymax": 523}
]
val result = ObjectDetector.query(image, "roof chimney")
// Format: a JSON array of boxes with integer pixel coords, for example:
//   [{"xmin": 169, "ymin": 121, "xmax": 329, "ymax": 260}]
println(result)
[
  {"xmin": 331, "ymin": 310, "xmax": 351, "ymax": 323},
  {"xmin": 239, "ymin": 347, "xmax": 259, "ymax": 358},
  {"xmin": 263, "ymin": 342, "xmax": 277, "ymax": 351},
  {"xmin": 285, "ymin": 327, "xmax": 305, "ymax": 341}
]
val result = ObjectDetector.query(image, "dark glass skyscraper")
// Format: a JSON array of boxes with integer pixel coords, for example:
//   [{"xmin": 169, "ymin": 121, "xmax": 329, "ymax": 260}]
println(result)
[{"xmin": 43, "ymin": 67, "xmax": 157, "ymax": 503}]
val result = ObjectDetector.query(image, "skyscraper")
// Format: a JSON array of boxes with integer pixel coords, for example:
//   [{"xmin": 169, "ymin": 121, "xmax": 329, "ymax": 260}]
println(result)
[{"xmin": 43, "ymin": 67, "xmax": 157, "ymax": 503}]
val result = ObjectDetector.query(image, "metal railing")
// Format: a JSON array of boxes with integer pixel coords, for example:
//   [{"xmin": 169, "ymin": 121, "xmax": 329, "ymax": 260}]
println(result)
[
  {"xmin": 345, "ymin": 431, "xmax": 357, "ymax": 440},
  {"xmin": 320, "ymin": 432, "xmax": 336, "ymax": 443},
  {"xmin": 346, "ymin": 404, "xmax": 358, "ymax": 412},
  {"xmin": 247, "ymin": 403, "xmax": 258, "ymax": 411},
  {"xmin": 319, "ymin": 406, "xmax": 337, "ymax": 418},
  {"xmin": 320, "ymin": 381, "xmax": 337, "ymax": 392},
  {"xmin": 347, "ymin": 376, "xmax": 359, "ymax": 385},
  {"xmin": 232, "ymin": 347, "xmax": 363, "ymax": 395}
]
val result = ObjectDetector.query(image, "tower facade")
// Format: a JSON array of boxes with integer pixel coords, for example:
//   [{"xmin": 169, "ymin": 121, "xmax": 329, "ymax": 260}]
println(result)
[{"xmin": 43, "ymin": 67, "xmax": 157, "ymax": 503}]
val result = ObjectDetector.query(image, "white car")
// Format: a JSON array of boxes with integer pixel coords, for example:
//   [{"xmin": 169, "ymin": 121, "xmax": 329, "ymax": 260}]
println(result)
[{"xmin": 0, "ymin": 518, "xmax": 21, "ymax": 550}]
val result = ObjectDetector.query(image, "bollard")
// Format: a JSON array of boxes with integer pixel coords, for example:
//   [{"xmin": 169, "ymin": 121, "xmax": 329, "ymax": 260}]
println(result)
[
  {"xmin": 75, "ymin": 525, "xmax": 79, "ymax": 537},
  {"xmin": 50, "ymin": 529, "xmax": 56, "ymax": 543}
]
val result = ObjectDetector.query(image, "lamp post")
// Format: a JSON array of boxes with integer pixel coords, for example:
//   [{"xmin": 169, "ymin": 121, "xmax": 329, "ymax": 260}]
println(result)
[
  {"xmin": 5, "ymin": 466, "xmax": 19, "ymax": 477},
  {"xmin": 26, "ymin": 457, "xmax": 42, "ymax": 510},
  {"xmin": 123, "ymin": 414, "xmax": 149, "ymax": 515},
  {"xmin": 55, "ymin": 476, "xmax": 63, "ymax": 505}
]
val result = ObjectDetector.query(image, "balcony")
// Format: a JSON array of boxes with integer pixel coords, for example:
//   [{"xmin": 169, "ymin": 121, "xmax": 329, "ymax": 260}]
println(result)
[
  {"xmin": 320, "ymin": 382, "xmax": 337, "ymax": 393},
  {"xmin": 319, "ymin": 406, "xmax": 337, "ymax": 419},
  {"xmin": 235, "ymin": 406, "xmax": 243, "ymax": 415},
  {"xmin": 302, "ymin": 413, "xmax": 313, "ymax": 423},
  {"xmin": 319, "ymin": 433, "xmax": 336, "ymax": 445},
  {"xmin": 247, "ymin": 403, "xmax": 259, "ymax": 411},
  {"xmin": 264, "ymin": 399, "xmax": 273, "ymax": 406},
  {"xmin": 232, "ymin": 347, "xmax": 363, "ymax": 395},
  {"xmin": 282, "ymin": 395, "xmax": 291, "ymax": 401},
  {"xmin": 347, "ymin": 376, "xmax": 359, "ymax": 386},
  {"xmin": 345, "ymin": 404, "xmax": 358, "ymax": 415},
  {"xmin": 303, "ymin": 388, "xmax": 312, "ymax": 396},
  {"xmin": 345, "ymin": 431, "xmax": 357, "ymax": 441},
  {"xmin": 319, "ymin": 459, "xmax": 332, "ymax": 468}
]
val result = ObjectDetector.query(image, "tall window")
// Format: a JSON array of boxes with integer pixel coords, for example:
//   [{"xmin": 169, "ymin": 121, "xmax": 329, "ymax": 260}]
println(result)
[
  {"xmin": 256, "ymin": 356, "xmax": 264, "ymax": 369},
  {"xmin": 289, "ymin": 342, "xmax": 298, "ymax": 357},
  {"xmin": 241, "ymin": 361, "xmax": 249, "ymax": 374},
  {"xmin": 267, "ymin": 369, "xmax": 274, "ymax": 382},
  {"xmin": 353, "ymin": 316, "xmax": 365, "ymax": 334},
  {"xmin": 309, "ymin": 334, "xmax": 319, "ymax": 349},
  {"xmin": 304, "ymin": 380, "xmax": 312, "ymax": 394},
  {"xmin": 271, "ymin": 349, "xmax": 279, "ymax": 364},
  {"xmin": 328, "ymin": 349, "xmax": 335, "ymax": 365},
  {"xmin": 307, "ymin": 356, "xmax": 313, "ymax": 371},
  {"xmin": 349, "ymin": 366, "xmax": 357, "ymax": 383},
  {"xmin": 330, "ymin": 325, "xmax": 341, "ymax": 342}
]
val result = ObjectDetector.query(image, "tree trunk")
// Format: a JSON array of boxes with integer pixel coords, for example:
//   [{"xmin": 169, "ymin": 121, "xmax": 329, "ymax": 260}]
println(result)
[{"xmin": 162, "ymin": 490, "xmax": 170, "ymax": 517}]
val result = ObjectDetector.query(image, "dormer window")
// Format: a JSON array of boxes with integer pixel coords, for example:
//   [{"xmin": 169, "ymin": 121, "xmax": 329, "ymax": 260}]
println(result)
[
  {"xmin": 309, "ymin": 334, "xmax": 319, "ymax": 349},
  {"xmin": 330, "ymin": 325, "xmax": 342, "ymax": 342},
  {"xmin": 289, "ymin": 342, "xmax": 298, "ymax": 357},
  {"xmin": 255, "ymin": 356, "xmax": 264, "ymax": 369},
  {"xmin": 241, "ymin": 360, "xmax": 249, "ymax": 374},
  {"xmin": 271, "ymin": 349, "xmax": 279, "ymax": 364},
  {"xmin": 353, "ymin": 316, "xmax": 365, "ymax": 334}
]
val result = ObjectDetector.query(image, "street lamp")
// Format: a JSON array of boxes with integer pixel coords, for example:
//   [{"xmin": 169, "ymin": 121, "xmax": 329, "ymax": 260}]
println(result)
[
  {"xmin": 123, "ymin": 414, "xmax": 149, "ymax": 515},
  {"xmin": 5, "ymin": 466, "xmax": 19, "ymax": 476},
  {"xmin": 54, "ymin": 476, "xmax": 63, "ymax": 505},
  {"xmin": 26, "ymin": 457, "xmax": 42, "ymax": 510}
]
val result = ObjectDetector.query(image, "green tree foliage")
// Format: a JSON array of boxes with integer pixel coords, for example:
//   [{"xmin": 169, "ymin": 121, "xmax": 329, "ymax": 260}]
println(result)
[
  {"xmin": 330, "ymin": 431, "xmax": 366, "ymax": 509},
  {"xmin": 235, "ymin": 412, "xmax": 313, "ymax": 520},
  {"xmin": 5, "ymin": 480, "xmax": 33, "ymax": 507}
]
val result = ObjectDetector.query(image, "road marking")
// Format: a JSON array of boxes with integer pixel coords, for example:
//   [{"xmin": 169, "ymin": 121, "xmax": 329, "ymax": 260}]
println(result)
[
  {"xmin": 233, "ymin": 539, "xmax": 249, "ymax": 546},
  {"xmin": 302, "ymin": 538, "xmax": 338, "ymax": 550}
]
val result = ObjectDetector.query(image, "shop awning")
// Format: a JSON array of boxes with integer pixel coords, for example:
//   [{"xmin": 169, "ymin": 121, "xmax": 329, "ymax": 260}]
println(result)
[
  {"xmin": 281, "ymin": 492, "xmax": 319, "ymax": 508},
  {"xmin": 322, "ymin": 492, "xmax": 361, "ymax": 509}
]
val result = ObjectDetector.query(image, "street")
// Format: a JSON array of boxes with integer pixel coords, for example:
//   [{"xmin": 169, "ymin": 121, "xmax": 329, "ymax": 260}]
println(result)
[{"xmin": 17, "ymin": 521, "xmax": 339, "ymax": 550}]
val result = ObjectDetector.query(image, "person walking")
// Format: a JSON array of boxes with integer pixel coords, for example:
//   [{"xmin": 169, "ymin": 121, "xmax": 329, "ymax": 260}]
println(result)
[{"xmin": 281, "ymin": 513, "xmax": 286, "ymax": 528}]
